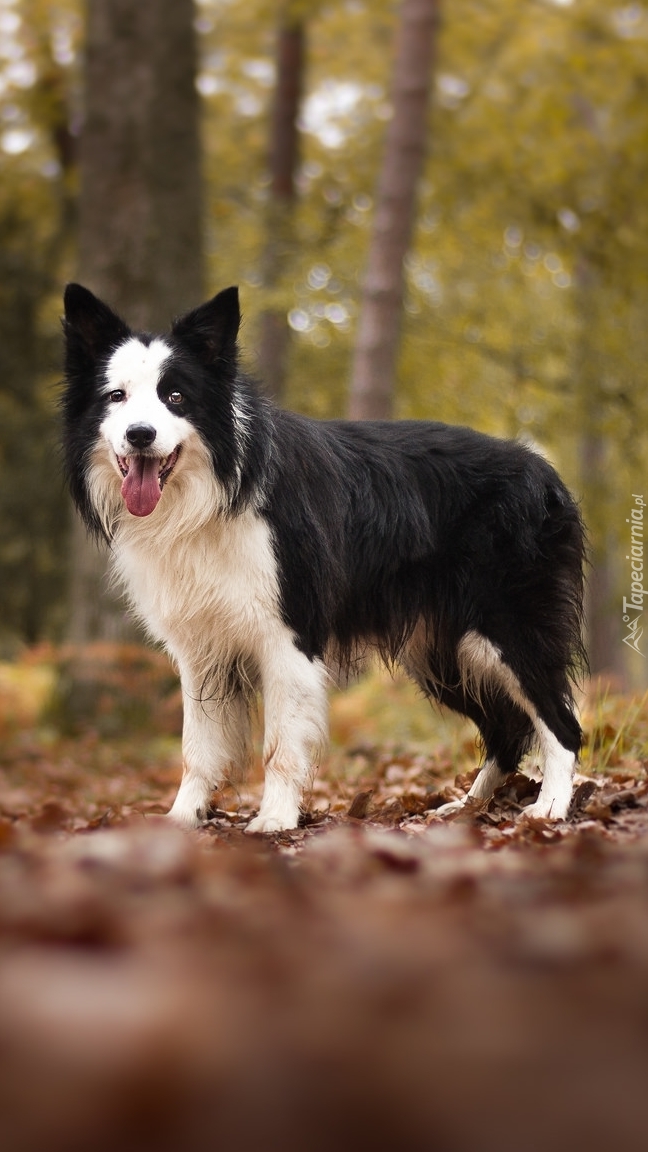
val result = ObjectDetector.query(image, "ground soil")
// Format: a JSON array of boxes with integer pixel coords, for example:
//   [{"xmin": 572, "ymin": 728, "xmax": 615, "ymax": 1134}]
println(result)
[{"xmin": 1, "ymin": 662, "xmax": 648, "ymax": 1151}]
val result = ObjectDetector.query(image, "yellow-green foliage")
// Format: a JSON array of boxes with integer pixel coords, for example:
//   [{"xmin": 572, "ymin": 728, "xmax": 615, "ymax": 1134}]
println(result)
[
  {"xmin": 1, "ymin": 0, "xmax": 647, "ymax": 656},
  {"xmin": 581, "ymin": 686, "xmax": 648, "ymax": 775}
]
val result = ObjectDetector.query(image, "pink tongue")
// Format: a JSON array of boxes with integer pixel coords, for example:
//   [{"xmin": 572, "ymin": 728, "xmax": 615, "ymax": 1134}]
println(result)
[{"xmin": 121, "ymin": 456, "xmax": 162, "ymax": 517}]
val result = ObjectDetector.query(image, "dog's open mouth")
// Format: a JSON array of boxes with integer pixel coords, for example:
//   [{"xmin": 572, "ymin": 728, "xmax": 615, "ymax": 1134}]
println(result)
[{"xmin": 116, "ymin": 447, "xmax": 181, "ymax": 517}]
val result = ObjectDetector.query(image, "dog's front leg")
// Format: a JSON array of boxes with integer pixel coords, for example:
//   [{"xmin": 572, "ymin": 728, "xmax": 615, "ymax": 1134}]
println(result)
[
  {"xmin": 168, "ymin": 677, "xmax": 251, "ymax": 829},
  {"xmin": 246, "ymin": 639, "xmax": 328, "ymax": 834}
]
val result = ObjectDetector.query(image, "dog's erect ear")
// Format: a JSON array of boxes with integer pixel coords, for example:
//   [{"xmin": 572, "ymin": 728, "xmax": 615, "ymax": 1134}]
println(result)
[
  {"xmin": 63, "ymin": 283, "xmax": 130, "ymax": 359},
  {"xmin": 171, "ymin": 286, "xmax": 240, "ymax": 366}
]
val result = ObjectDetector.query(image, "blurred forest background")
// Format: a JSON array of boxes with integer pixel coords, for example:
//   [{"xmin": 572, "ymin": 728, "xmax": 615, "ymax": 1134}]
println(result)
[
  {"xmin": 0, "ymin": 0, "xmax": 647, "ymax": 686},
  {"xmin": 3, "ymin": 9, "xmax": 648, "ymax": 1143}
]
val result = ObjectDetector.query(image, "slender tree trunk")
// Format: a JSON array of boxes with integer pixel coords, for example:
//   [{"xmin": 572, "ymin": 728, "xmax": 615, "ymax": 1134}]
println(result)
[
  {"xmin": 348, "ymin": 0, "xmax": 440, "ymax": 420},
  {"xmin": 258, "ymin": 18, "xmax": 305, "ymax": 401},
  {"xmin": 574, "ymin": 257, "xmax": 625, "ymax": 683},
  {"xmin": 68, "ymin": 0, "xmax": 204, "ymax": 642},
  {"xmin": 580, "ymin": 434, "xmax": 622, "ymax": 679}
]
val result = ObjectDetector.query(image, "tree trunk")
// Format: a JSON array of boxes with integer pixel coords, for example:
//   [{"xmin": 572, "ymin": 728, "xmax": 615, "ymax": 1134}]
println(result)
[
  {"xmin": 348, "ymin": 0, "xmax": 440, "ymax": 420},
  {"xmin": 258, "ymin": 19, "xmax": 305, "ymax": 401},
  {"xmin": 580, "ymin": 433, "xmax": 622, "ymax": 681},
  {"xmin": 69, "ymin": 0, "xmax": 204, "ymax": 642},
  {"xmin": 78, "ymin": 0, "xmax": 204, "ymax": 329},
  {"xmin": 574, "ymin": 257, "xmax": 625, "ymax": 683}
]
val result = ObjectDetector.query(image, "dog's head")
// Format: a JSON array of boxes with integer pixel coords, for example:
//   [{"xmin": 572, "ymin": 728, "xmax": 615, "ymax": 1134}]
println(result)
[{"xmin": 62, "ymin": 284, "xmax": 245, "ymax": 533}]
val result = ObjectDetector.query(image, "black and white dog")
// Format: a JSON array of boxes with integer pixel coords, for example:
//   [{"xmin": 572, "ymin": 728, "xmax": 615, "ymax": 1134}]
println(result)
[{"xmin": 62, "ymin": 283, "xmax": 586, "ymax": 832}]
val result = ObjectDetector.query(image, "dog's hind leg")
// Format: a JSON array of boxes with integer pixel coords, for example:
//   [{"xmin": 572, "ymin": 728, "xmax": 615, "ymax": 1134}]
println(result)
[
  {"xmin": 403, "ymin": 634, "xmax": 530, "ymax": 816},
  {"xmin": 522, "ymin": 718, "xmax": 577, "ymax": 820},
  {"xmin": 168, "ymin": 676, "xmax": 252, "ymax": 829},
  {"xmin": 432, "ymin": 692, "xmax": 536, "ymax": 817},
  {"xmin": 246, "ymin": 635, "xmax": 329, "ymax": 834},
  {"xmin": 453, "ymin": 631, "xmax": 579, "ymax": 820},
  {"xmin": 433, "ymin": 757, "xmax": 507, "ymax": 817}
]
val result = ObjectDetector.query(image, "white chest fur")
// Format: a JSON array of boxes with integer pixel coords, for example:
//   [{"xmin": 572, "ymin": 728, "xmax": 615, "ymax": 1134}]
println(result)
[
  {"xmin": 113, "ymin": 495, "xmax": 329, "ymax": 835},
  {"xmin": 111, "ymin": 504, "xmax": 283, "ymax": 679}
]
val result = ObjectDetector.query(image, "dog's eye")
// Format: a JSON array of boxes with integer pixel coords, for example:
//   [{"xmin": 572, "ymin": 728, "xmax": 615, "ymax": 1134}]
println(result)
[
  {"xmin": 168, "ymin": 391, "xmax": 184, "ymax": 405},
  {"xmin": 109, "ymin": 389, "xmax": 126, "ymax": 403}
]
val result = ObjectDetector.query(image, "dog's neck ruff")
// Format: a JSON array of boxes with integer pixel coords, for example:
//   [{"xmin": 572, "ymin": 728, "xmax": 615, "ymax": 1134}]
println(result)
[{"xmin": 87, "ymin": 434, "xmax": 229, "ymax": 548}]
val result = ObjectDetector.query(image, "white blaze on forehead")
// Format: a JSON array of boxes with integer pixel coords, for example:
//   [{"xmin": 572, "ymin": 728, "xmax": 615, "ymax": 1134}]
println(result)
[
  {"xmin": 99, "ymin": 335, "xmax": 189, "ymax": 464},
  {"xmin": 103, "ymin": 337, "xmax": 171, "ymax": 397}
]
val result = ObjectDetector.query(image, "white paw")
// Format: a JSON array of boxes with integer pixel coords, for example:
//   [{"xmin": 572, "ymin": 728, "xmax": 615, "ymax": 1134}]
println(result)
[
  {"xmin": 431, "ymin": 797, "xmax": 468, "ymax": 818},
  {"xmin": 166, "ymin": 803, "xmax": 205, "ymax": 830},
  {"xmin": 245, "ymin": 810, "xmax": 299, "ymax": 835},
  {"xmin": 521, "ymin": 796, "xmax": 569, "ymax": 821}
]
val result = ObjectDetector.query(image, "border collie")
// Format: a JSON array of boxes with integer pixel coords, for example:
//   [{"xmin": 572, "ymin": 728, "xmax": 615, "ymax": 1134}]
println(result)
[{"xmin": 62, "ymin": 283, "xmax": 586, "ymax": 832}]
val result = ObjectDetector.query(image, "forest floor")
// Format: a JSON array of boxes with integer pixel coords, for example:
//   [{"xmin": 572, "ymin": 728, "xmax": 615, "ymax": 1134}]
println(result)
[{"xmin": 1, "ymin": 647, "xmax": 648, "ymax": 1151}]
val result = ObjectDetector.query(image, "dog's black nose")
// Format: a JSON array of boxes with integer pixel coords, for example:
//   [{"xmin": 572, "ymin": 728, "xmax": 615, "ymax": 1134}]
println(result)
[{"xmin": 125, "ymin": 423, "xmax": 157, "ymax": 449}]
